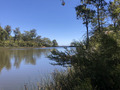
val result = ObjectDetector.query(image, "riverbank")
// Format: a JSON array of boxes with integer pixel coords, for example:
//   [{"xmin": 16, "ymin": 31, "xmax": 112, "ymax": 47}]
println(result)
[
  {"xmin": 0, "ymin": 46, "xmax": 74, "ymax": 49},
  {"xmin": 0, "ymin": 46, "xmax": 46, "ymax": 48}
]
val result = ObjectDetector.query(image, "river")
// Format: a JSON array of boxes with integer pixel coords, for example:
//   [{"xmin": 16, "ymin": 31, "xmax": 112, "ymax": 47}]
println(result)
[{"xmin": 0, "ymin": 47, "xmax": 67, "ymax": 90}]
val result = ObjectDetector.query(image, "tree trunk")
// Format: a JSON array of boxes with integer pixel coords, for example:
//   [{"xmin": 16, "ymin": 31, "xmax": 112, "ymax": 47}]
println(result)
[
  {"xmin": 97, "ymin": 6, "xmax": 100, "ymax": 32},
  {"xmin": 86, "ymin": 22, "xmax": 89, "ymax": 49},
  {"xmin": 114, "ymin": 21, "xmax": 117, "ymax": 32}
]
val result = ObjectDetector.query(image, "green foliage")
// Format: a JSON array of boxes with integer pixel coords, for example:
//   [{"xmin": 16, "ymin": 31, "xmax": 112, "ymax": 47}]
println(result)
[
  {"xmin": 50, "ymin": 69, "xmax": 92, "ymax": 90},
  {"xmin": 78, "ymin": 0, "xmax": 107, "ymax": 32},
  {"xmin": 75, "ymin": 4, "xmax": 95, "ymax": 24},
  {"xmin": 45, "ymin": 0, "xmax": 120, "ymax": 89},
  {"xmin": 13, "ymin": 27, "xmax": 22, "ymax": 41},
  {"xmin": 0, "ymin": 25, "xmax": 57, "ymax": 47},
  {"xmin": 4, "ymin": 25, "xmax": 11, "ymax": 40},
  {"xmin": 52, "ymin": 39, "xmax": 58, "ymax": 47},
  {"xmin": 0, "ymin": 26, "xmax": 7, "ymax": 41},
  {"xmin": 42, "ymin": 37, "xmax": 53, "ymax": 47},
  {"xmin": 30, "ymin": 29, "xmax": 36, "ymax": 40},
  {"xmin": 109, "ymin": 0, "xmax": 120, "ymax": 30},
  {"xmin": 49, "ymin": 31, "xmax": 120, "ymax": 90},
  {"xmin": 75, "ymin": 4, "xmax": 95, "ymax": 48}
]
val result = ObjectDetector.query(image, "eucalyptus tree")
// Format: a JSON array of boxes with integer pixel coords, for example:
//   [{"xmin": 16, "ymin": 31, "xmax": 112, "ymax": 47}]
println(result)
[
  {"xmin": 75, "ymin": 4, "xmax": 95, "ymax": 48},
  {"xmin": 22, "ymin": 31, "xmax": 31, "ymax": 41},
  {"xmin": 30, "ymin": 29, "xmax": 36, "ymax": 40},
  {"xmin": 4, "ymin": 25, "xmax": 11, "ymax": 40},
  {"xmin": 42, "ymin": 37, "xmax": 53, "ymax": 47},
  {"xmin": 35, "ymin": 35, "xmax": 41, "ymax": 42},
  {"xmin": 52, "ymin": 39, "xmax": 58, "ymax": 47},
  {"xmin": 0, "ymin": 26, "xmax": 7, "ymax": 41},
  {"xmin": 13, "ymin": 27, "xmax": 21, "ymax": 41}
]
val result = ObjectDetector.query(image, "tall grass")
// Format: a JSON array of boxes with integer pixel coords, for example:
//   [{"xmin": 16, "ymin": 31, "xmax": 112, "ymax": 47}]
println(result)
[{"xmin": 24, "ymin": 67, "xmax": 92, "ymax": 90}]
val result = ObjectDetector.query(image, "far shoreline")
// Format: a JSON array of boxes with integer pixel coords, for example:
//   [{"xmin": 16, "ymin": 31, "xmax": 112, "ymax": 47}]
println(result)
[{"xmin": 0, "ymin": 46, "xmax": 74, "ymax": 49}]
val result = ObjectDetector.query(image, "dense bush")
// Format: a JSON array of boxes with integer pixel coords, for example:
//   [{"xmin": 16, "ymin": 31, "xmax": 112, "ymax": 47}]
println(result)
[{"xmin": 48, "ymin": 32, "xmax": 120, "ymax": 90}]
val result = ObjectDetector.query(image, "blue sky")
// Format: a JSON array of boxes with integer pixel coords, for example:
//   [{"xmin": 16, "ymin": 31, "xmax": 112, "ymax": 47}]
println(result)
[{"xmin": 0, "ymin": 0, "xmax": 87, "ymax": 45}]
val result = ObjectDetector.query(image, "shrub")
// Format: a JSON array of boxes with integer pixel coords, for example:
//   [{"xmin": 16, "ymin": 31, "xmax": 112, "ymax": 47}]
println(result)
[{"xmin": 48, "ymin": 33, "xmax": 120, "ymax": 90}]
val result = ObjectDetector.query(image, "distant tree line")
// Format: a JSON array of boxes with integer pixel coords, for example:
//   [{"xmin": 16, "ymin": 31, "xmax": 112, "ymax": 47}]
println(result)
[{"xmin": 0, "ymin": 25, "xmax": 58, "ymax": 47}]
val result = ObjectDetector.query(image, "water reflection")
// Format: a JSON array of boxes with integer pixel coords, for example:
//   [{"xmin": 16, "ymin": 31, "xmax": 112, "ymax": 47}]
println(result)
[
  {"xmin": 0, "ymin": 47, "xmax": 66, "ymax": 90},
  {"xmin": 0, "ymin": 48, "xmax": 51, "ymax": 72}
]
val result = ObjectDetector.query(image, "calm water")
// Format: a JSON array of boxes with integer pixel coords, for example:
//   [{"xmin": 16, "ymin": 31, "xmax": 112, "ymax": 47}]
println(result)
[{"xmin": 0, "ymin": 47, "xmax": 66, "ymax": 90}]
